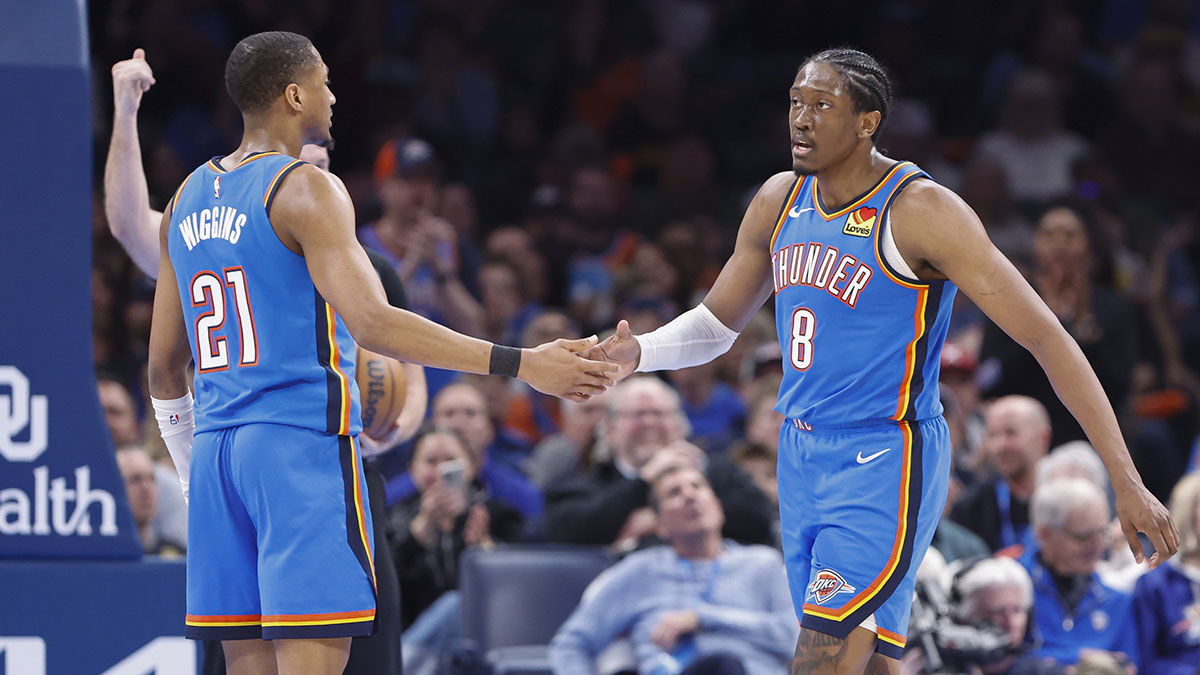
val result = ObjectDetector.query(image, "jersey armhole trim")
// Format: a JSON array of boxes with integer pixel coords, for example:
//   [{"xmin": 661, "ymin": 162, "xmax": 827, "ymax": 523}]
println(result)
[
  {"xmin": 873, "ymin": 173, "xmax": 934, "ymax": 289},
  {"xmin": 769, "ymin": 176, "xmax": 805, "ymax": 251},
  {"xmin": 168, "ymin": 172, "xmax": 195, "ymax": 212},
  {"xmin": 263, "ymin": 159, "xmax": 306, "ymax": 215}
]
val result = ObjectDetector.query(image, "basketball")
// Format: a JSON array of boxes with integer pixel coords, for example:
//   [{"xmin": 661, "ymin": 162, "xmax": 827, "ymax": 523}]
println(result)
[{"xmin": 355, "ymin": 347, "xmax": 407, "ymax": 439}]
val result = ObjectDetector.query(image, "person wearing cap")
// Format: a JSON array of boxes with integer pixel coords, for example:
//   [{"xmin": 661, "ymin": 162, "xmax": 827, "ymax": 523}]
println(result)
[{"xmin": 360, "ymin": 137, "xmax": 484, "ymax": 340}]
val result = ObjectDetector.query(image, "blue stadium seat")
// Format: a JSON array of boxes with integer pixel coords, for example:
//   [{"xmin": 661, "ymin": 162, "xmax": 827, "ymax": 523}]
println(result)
[{"xmin": 458, "ymin": 545, "xmax": 613, "ymax": 674}]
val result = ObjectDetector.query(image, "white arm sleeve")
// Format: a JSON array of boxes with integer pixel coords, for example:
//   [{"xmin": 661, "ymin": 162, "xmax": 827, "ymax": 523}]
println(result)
[
  {"xmin": 151, "ymin": 391, "xmax": 194, "ymax": 504},
  {"xmin": 634, "ymin": 303, "xmax": 740, "ymax": 373}
]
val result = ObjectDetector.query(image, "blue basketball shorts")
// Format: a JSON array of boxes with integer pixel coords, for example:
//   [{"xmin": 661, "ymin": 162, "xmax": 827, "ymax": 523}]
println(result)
[
  {"xmin": 184, "ymin": 423, "xmax": 377, "ymax": 641},
  {"xmin": 777, "ymin": 416, "xmax": 949, "ymax": 659}
]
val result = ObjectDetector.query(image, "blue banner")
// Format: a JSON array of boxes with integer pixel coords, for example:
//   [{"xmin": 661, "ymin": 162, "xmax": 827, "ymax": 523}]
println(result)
[
  {"xmin": 0, "ymin": 0, "xmax": 142, "ymax": 558},
  {"xmin": 0, "ymin": 559, "xmax": 196, "ymax": 674}
]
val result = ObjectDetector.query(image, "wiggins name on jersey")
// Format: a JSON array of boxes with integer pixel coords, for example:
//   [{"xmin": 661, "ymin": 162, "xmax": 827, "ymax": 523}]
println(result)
[
  {"xmin": 771, "ymin": 161, "xmax": 956, "ymax": 427},
  {"xmin": 168, "ymin": 151, "xmax": 362, "ymax": 437}
]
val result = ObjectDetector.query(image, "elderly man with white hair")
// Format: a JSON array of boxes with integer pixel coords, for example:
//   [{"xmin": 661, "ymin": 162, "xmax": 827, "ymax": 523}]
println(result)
[
  {"xmin": 545, "ymin": 376, "xmax": 774, "ymax": 548},
  {"xmin": 1017, "ymin": 478, "xmax": 1137, "ymax": 668},
  {"xmin": 953, "ymin": 557, "xmax": 1064, "ymax": 675},
  {"xmin": 1132, "ymin": 472, "xmax": 1200, "ymax": 675}
]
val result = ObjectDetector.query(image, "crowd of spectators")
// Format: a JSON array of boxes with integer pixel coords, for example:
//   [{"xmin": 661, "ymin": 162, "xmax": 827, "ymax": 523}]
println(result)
[{"xmin": 89, "ymin": 0, "xmax": 1200, "ymax": 673}]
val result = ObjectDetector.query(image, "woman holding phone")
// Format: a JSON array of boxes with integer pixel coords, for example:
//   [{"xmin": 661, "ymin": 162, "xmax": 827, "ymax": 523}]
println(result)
[{"xmin": 387, "ymin": 428, "xmax": 524, "ymax": 673}]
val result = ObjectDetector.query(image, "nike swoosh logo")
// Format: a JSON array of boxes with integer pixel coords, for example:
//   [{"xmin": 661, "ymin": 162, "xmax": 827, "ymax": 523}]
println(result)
[
  {"xmin": 789, "ymin": 205, "xmax": 814, "ymax": 218},
  {"xmin": 856, "ymin": 448, "xmax": 891, "ymax": 464}
]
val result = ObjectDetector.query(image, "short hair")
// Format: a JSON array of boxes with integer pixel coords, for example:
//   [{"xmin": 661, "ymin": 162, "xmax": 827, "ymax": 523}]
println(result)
[
  {"xmin": 409, "ymin": 425, "xmax": 472, "ymax": 466},
  {"xmin": 605, "ymin": 376, "xmax": 690, "ymax": 436},
  {"xmin": 1031, "ymin": 477, "xmax": 1107, "ymax": 531},
  {"xmin": 956, "ymin": 557, "xmax": 1033, "ymax": 618},
  {"xmin": 1036, "ymin": 441, "xmax": 1108, "ymax": 491},
  {"xmin": 647, "ymin": 464, "xmax": 708, "ymax": 514},
  {"xmin": 1169, "ymin": 472, "xmax": 1200, "ymax": 559},
  {"xmin": 225, "ymin": 31, "xmax": 320, "ymax": 114},
  {"xmin": 801, "ymin": 48, "xmax": 893, "ymax": 140}
]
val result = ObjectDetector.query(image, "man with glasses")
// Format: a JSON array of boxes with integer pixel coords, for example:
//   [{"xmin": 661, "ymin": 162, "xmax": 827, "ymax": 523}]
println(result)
[
  {"xmin": 545, "ymin": 376, "xmax": 774, "ymax": 548},
  {"xmin": 1017, "ymin": 477, "xmax": 1138, "ymax": 668}
]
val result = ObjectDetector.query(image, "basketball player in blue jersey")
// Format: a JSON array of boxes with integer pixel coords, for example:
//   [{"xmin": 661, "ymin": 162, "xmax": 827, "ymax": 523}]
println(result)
[
  {"xmin": 587, "ymin": 48, "xmax": 1178, "ymax": 675},
  {"xmin": 146, "ymin": 32, "xmax": 616, "ymax": 675}
]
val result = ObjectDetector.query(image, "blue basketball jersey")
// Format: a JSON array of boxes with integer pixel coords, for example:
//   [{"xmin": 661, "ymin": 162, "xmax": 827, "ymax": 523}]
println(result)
[
  {"xmin": 167, "ymin": 152, "xmax": 362, "ymax": 436},
  {"xmin": 771, "ymin": 161, "xmax": 956, "ymax": 426}
]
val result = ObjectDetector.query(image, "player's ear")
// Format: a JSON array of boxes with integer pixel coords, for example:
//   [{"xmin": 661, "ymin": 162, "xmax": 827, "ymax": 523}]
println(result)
[
  {"xmin": 284, "ymin": 82, "xmax": 303, "ymax": 112},
  {"xmin": 858, "ymin": 110, "xmax": 881, "ymax": 139}
]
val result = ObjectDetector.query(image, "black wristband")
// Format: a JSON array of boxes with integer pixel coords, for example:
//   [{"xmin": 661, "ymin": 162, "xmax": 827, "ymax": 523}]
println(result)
[{"xmin": 488, "ymin": 344, "xmax": 522, "ymax": 378}]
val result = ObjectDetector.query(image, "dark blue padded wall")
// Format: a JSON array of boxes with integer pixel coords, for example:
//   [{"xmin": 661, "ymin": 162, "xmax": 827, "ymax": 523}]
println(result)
[{"xmin": 0, "ymin": 0, "xmax": 141, "ymax": 558}]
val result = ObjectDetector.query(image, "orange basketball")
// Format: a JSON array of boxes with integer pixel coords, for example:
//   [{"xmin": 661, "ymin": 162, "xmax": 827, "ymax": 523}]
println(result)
[{"xmin": 355, "ymin": 347, "xmax": 407, "ymax": 439}]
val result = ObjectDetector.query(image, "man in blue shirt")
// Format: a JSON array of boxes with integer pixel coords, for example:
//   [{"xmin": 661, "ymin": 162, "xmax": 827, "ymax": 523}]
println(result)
[
  {"xmin": 549, "ymin": 466, "xmax": 797, "ymax": 674},
  {"xmin": 1018, "ymin": 478, "xmax": 1137, "ymax": 668}
]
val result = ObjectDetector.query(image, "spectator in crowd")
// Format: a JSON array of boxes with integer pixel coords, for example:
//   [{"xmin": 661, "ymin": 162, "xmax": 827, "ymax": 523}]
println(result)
[
  {"xmin": 951, "ymin": 396, "xmax": 1051, "ymax": 552},
  {"xmin": 1132, "ymin": 472, "xmax": 1200, "ymax": 675},
  {"xmin": 388, "ymin": 428, "xmax": 524, "ymax": 673},
  {"xmin": 115, "ymin": 445, "xmax": 184, "ymax": 557},
  {"xmin": 501, "ymin": 310, "xmax": 580, "ymax": 446},
  {"xmin": 939, "ymin": 557, "xmax": 1065, "ymax": 675},
  {"xmin": 545, "ymin": 376, "xmax": 774, "ymax": 548},
  {"xmin": 666, "ymin": 360, "xmax": 746, "ymax": 453},
  {"xmin": 957, "ymin": 155, "xmax": 1033, "ymax": 271},
  {"xmin": 98, "ymin": 374, "xmax": 188, "ymax": 547},
  {"xmin": 527, "ymin": 392, "xmax": 609, "ymax": 491},
  {"xmin": 386, "ymin": 382, "xmax": 543, "ymax": 521},
  {"xmin": 727, "ymin": 440, "xmax": 779, "ymax": 547},
  {"xmin": 478, "ymin": 256, "xmax": 542, "ymax": 348},
  {"xmin": 358, "ymin": 136, "xmax": 484, "ymax": 343},
  {"xmin": 98, "ymin": 373, "xmax": 142, "ymax": 446},
  {"xmin": 549, "ymin": 466, "xmax": 798, "ymax": 675},
  {"xmin": 1018, "ymin": 478, "xmax": 1137, "ymax": 668},
  {"xmin": 742, "ymin": 375, "xmax": 784, "ymax": 454},
  {"xmin": 979, "ymin": 201, "xmax": 1137, "ymax": 447},
  {"xmin": 974, "ymin": 69, "xmax": 1089, "ymax": 207}
]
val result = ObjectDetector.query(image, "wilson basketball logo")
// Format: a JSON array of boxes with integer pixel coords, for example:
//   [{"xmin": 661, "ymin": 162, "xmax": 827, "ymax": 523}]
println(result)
[
  {"xmin": 806, "ymin": 569, "xmax": 857, "ymax": 605},
  {"xmin": 842, "ymin": 206, "xmax": 877, "ymax": 237}
]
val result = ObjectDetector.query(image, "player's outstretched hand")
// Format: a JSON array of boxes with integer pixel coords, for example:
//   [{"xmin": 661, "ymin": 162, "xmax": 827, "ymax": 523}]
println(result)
[
  {"xmin": 111, "ymin": 48, "xmax": 155, "ymax": 117},
  {"xmin": 1114, "ymin": 480, "xmax": 1179, "ymax": 568},
  {"xmin": 579, "ymin": 319, "xmax": 640, "ymax": 383},
  {"xmin": 519, "ymin": 336, "xmax": 619, "ymax": 401}
]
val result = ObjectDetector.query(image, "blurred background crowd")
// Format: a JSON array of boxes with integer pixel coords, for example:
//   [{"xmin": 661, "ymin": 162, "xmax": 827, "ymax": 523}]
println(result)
[{"xmin": 88, "ymin": 0, "xmax": 1200, "ymax": 673}]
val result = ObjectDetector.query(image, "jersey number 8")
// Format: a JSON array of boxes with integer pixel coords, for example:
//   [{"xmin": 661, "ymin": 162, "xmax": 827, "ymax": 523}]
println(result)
[
  {"xmin": 789, "ymin": 307, "xmax": 816, "ymax": 370},
  {"xmin": 190, "ymin": 267, "xmax": 258, "ymax": 372}
]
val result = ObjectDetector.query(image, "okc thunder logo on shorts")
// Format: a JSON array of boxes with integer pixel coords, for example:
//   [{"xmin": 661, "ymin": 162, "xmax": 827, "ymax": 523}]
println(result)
[{"xmin": 806, "ymin": 569, "xmax": 857, "ymax": 605}]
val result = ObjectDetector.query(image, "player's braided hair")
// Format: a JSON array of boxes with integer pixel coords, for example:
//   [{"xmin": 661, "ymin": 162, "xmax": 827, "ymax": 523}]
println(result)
[
  {"xmin": 802, "ymin": 48, "xmax": 893, "ymax": 141},
  {"xmin": 224, "ymin": 31, "xmax": 320, "ymax": 114}
]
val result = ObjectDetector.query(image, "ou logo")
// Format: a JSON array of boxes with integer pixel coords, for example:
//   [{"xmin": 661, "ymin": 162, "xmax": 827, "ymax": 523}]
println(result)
[{"xmin": 0, "ymin": 366, "xmax": 48, "ymax": 462}]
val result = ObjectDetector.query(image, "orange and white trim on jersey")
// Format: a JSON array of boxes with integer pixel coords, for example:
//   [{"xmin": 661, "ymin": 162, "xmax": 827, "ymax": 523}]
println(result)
[
  {"xmin": 261, "ymin": 609, "xmax": 376, "ymax": 627},
  {"xmin": 893, "ymin": 287, "xmax": 929, "ymax": 421},
  {"xmin": 769, "ymin": 177, "xmax": 806, "ymax": 251},
  {"xmin": 349, "ymin": 436, "xmax": 377, "ymax": 590},
  {"xmin": 169, "ymin": 173, "xmax": 194, "ymax": 212},
  {"xmin": 811, "ymin": 161, "xmax": 913, "ymax": 221},
  {"xmin": 324, "ymin": 302, "xmax": 352, "ymax": 436},
  {"xmin": 802, "ymin": 422, "xmax": 914, "ymax": 621},
  {"xmin": 207, "ymin": 151, "xmax": 283, "ymax": 174},
  {"xmin": 263, "ymin": 158, "xmax": 305, "ymax": 209}
]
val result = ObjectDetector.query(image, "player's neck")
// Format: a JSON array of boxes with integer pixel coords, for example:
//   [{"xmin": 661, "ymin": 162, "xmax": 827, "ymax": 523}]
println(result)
[
  {"xmin": 815, "ymin": 148, "xmax": 893, "ymax": 211},
  {"xmin": 232, "ymin": 119, "xmax": 303, "ymax": 162}
]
